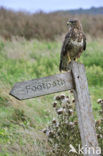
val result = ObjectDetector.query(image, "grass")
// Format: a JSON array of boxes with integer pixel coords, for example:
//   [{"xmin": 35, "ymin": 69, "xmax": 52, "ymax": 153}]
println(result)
[{"xmin": 0, "ymin": 37, "xmax": 103, "ymax": 155}]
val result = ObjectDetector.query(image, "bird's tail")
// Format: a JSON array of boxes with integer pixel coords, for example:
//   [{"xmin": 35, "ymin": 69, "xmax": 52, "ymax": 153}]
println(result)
[{"xmin": 59, "ymin": 55, "xmax": 71, "ymax": 72}]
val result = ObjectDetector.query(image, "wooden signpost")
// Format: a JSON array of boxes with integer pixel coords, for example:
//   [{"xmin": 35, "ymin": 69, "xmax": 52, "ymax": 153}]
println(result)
[
  {"xmin": 10, "ymin": 72, "xmax": 73, "ymax": 100},
  {"xmin": 10, "ymin": 61, "xmax": 99, "ymax": 156}
]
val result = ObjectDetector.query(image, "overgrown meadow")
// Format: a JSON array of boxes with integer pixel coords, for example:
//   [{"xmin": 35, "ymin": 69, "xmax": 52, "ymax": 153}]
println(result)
[{"xmin": 0, "ymin": 36, "xmax": 103, "ymax": 155}]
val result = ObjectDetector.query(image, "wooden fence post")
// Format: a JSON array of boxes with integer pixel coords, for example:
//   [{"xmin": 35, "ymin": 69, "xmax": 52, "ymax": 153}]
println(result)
[{"xmin": 70, "ymin": 61, "xmax": 99, "ymax": 156}]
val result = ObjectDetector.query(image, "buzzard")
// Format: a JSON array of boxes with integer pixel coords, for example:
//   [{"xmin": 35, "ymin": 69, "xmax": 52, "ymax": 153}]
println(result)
[{"xmin": 59, "ymin": 19, "xmax": 86, "ymax": 71}]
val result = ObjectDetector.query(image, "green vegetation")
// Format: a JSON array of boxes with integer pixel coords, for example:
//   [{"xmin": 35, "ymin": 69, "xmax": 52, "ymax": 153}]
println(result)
[
  {"xmin": 44, "ymin": 94, "xmax": 103, "ymax": 155},
  {"xmin": 0, "ymin": 37, "xmax": 103, "ymax": 155}
]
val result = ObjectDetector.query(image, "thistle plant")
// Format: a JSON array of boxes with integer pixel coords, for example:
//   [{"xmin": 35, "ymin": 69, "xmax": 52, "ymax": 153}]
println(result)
[
  {"xmin": 43, "ymin": 95, "xmax": 103, "ymax": 156},
  {"xmin": 43, "ymin": 93, "xmax": 81, "ymax": 155}
]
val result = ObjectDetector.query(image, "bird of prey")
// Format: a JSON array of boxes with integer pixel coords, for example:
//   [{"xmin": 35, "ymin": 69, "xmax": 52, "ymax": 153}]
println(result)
[{"xmin": 59, "ymin": 19, "xmax": 86, "ymax": 71}]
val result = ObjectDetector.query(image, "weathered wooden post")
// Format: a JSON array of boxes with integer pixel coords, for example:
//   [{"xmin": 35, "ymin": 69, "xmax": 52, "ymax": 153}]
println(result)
[
  {"xmin": 10, "ymin": 61, "xmax": 99, "ymax": 156},
  {"xmin": 69, "ymin": 61, "xmax": 99, "ymax": 156}
]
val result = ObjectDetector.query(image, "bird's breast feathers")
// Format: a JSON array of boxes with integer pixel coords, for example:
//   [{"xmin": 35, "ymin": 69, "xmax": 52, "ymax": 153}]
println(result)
[{"xmin": 71, "ymin": 38, "xmax": 83, "ymax": 47}]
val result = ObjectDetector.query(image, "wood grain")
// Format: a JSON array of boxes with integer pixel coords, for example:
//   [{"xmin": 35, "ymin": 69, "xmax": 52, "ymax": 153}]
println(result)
[
  {"xmin": 70, "ymin": 61, "xmax": 99, "ymax": 156},
  {"xmin": 10, "ymin": 72, "xmax": 74, "ymax": 100}
]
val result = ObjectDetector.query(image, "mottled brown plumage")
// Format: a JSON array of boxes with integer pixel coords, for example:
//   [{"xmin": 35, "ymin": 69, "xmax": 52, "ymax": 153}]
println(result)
[{"xmin": 59, "ymin": 19, "xmax": 86, "ymax": 71}]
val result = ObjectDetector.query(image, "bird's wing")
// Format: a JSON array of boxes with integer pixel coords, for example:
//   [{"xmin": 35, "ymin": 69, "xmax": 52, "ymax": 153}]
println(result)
[
  {"xmin": 61, "ymin": 32, "xmax": 71, "ymax": 56},
  {"xmin": 83, "ymin": 33, "xmax": 86, "ymax": 51},
  {"xmin": 59, "ymin": 32, "xmax": 71, "ymax": 71}
]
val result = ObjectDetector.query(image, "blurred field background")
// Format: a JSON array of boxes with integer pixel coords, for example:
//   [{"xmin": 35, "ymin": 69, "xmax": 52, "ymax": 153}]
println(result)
[
  {"xmin": 0, "ymin": 7, "xmax": 103, "ymax": 156},
  {"xmin": 0, "ymin": 7, "xmax": 103, "ymax": 40}
]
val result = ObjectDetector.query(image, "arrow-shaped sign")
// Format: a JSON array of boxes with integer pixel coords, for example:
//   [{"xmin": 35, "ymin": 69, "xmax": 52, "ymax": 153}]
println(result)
[{"xmin": 10, "ymin": 72, "xmax": 74, "ymax": 100}]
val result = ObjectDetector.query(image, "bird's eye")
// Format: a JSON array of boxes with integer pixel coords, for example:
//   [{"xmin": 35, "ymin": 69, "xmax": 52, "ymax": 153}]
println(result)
[{"xmin": 69, "ymin": 21, "xmax": 75, "ymax": 24}]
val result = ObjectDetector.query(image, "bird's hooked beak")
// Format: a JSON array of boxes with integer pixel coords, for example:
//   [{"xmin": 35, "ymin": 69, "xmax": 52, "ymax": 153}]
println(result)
[{"xmin": 67, "ymin": 21, "xmax": 71, "ymax": 26}]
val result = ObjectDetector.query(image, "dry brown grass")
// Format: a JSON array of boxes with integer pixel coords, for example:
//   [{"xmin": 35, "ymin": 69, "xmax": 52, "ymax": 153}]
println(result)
[{"xmin": 0, "ymin": 7, "xmax": 103, "ymax": 40}]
